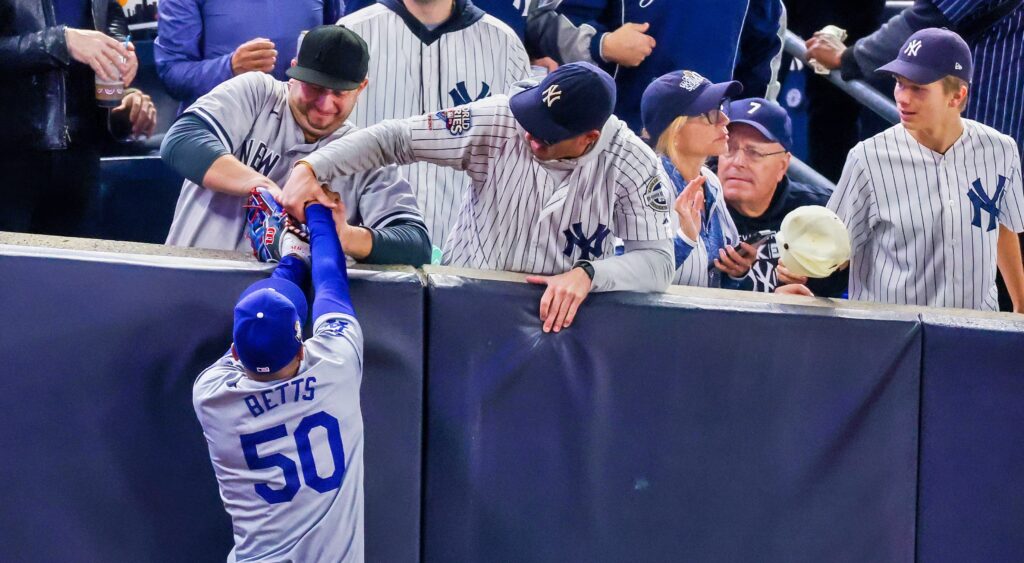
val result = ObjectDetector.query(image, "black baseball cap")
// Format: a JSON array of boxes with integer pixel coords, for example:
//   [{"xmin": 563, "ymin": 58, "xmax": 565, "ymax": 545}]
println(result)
[{"xmin": 286, "ymin": 25, "xmax": 368, "ymax": 91}]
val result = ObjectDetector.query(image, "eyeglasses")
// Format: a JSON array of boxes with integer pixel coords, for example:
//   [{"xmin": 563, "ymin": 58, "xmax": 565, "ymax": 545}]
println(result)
[
  {"xmin": 297, "ymin": 80, "xmax": 346, "ymax": 99},
  {"xmin": 721, "ymin": 144, "xmax": 789, "ymax": 162},
  {"xmin": 698, "ymin": 106, "xmax": 728, "ymax": 126}
]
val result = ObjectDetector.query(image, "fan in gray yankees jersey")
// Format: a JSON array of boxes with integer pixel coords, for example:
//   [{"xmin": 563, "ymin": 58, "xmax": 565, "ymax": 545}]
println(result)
[{"xmin": 162, "ymin": 25, "xmax": 431, "ymax": 267}]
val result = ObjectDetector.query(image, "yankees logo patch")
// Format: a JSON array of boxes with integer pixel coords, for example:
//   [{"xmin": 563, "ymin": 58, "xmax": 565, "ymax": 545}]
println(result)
[
  {"xmin": 678, "ymin": 71, "xmax": 705, "ymax": 91},
  {"xmin": 449, "ymin": 81, "xmax": 491, "ymax": 106},
  {"xmin": 434, "ymin": 107, "xmax": 473, "ymax": 136},
  {"xmin": 967, "ymin": 175, "xmax": 1007, "ymax": 231},
  {"xmin": 642, "ymin": 176, "xmax": 669, "ymax": 212},
  {"xmin": 563, "ymin": 223, "xmax": 611, "ymax": 260},
  {"xmin": 542, "ymin": 84, "xmax": 562, "ymax": 107}
]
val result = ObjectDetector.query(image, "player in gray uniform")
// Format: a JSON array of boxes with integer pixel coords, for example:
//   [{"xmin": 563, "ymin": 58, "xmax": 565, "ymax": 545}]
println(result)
[
  {"xmin": 828, "ymin": 28, "xmax": 1024, "ymax": 311},
  {"xmin": 282, "ymin": 62, "xmax": 674, "ymax": 332},
  {"xmin": 193, "ymin": 201, "xmax": 365, "ymax": 561},
  {"xmin": 162, "ymin": 25, "xmax": 430, "ymax": 267},
  {"xmin": 338, "ymin": 0, "xmax": 531, "ymax": 257}
]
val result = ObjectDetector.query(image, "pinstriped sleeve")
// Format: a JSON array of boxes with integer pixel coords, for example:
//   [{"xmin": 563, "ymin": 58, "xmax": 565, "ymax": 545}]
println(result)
[
  {"xmin": 827, "ymin": 144, "xmax": 878, "ymax": 254},
  {"xmin": 1000, "ymin": 140, "xmax": 1024, "ymax": 232},
  {"xmin": 613, "ymin": 156, "xmax": 674, "ymax": 242}
]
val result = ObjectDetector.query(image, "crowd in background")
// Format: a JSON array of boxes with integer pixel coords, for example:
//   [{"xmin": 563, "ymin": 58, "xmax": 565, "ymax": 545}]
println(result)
[{"xmin": 3, "ymin": 0, "xmax": 1023, "ymax": 316}]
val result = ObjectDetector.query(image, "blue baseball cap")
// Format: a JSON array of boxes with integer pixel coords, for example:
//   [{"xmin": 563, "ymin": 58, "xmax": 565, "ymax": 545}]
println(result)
[
  {"xmin": 877, "ymin": 27, "xmax": 973, "ymax": 84},
  {"xmin": 641, "ymin": 70, "xmax": 743, "ymax": 145},
  {"xmin": 509, "ymin": 62, "xmax": 616, "ymax": 144},
  {"xmin": 726, "ymin": 98, "xmax": 793, "ymax": 151},
  {"xmin": 233, "ymin": 278, "xmax": 309, "ymax": 374}
]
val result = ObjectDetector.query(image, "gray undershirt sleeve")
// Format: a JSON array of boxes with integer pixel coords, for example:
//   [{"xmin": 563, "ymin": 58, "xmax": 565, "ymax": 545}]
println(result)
[
  {"xmin": 159, "ymin": 113, "xmax": 230, "ymax": 184},
  {"xmin": 365, "ymin": 219, "xmax": 432, "ymax": 267},
  {"xmin": 589, "ymin": 239, "xmax": 675, "ymax": 293},
  {"xmin": 526, "ymin": 0, "xmax": 598, "ymax": 64}
]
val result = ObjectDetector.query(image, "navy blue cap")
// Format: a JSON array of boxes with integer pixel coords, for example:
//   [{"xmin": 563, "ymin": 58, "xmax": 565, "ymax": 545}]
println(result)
[
  {"xmin": 641, "ymin": 70, "xmax": 743, "ymax": 145},
  {"xmin": 726, "ymin": 98, "xmax": 793, "ymax": 151},
  {"xmin": 877, "ymin": 27, "xmax": 973, "ymax": 84},
  {"xmin": 233, "ymin": 278, "xmax": 309, "ymax": 374},
  {"xmin": 509, "ymin": 62, "xmax": 616, "ymax": 144}
]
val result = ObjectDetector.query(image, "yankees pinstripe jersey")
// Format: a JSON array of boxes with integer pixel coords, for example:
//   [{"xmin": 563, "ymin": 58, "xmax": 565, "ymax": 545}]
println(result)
[
  {"xmin": 193, "ymin": 313, "xmax": 364, "ymax": 563},
  {"xmin": 302, "ymin": 95, "xmax": 674, "ymax": 277},
  {"xmin": 939, "ymin": 2, "xmax": 1024, "ymax": 162},
  {"xmin": 165, "ymin": 72, "xmax": 423, "ymax": 254},
  {"xmin": 828, "ymin": 119, "xmax": 1024, "ymax": 310},
  {"xmin": 338, "ymin": 0, "xmax": 531, "ymax": 247}
]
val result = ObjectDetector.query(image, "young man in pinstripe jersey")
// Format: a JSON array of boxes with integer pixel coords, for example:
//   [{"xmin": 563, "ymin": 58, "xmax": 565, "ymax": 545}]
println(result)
[
  {"xmin": 828, "ymin": 28, "xmax": 1024, "ymax": 311},
  {"xmin": 338, "ymin": 0, "xmax": 532, "ymax": 258},
  {"xmin": 282, "ymin": 62, "xmax": 675, "ymax": 332}
]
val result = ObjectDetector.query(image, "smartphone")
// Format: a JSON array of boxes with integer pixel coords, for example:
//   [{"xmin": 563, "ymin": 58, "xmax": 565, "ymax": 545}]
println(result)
[{"xmin": 734, "ymin": 230, "xmax": 773, "ymax": 256}]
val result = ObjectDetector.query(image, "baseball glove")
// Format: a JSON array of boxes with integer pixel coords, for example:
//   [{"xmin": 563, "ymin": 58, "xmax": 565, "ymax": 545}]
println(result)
[{"xmin": 244, "ymin": 187, "xmax": 311, "ymax": 263}]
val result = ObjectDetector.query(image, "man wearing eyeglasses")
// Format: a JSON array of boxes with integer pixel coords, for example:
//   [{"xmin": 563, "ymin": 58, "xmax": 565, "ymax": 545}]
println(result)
[
  {"xmin": 161, "ymin": 25, "xmax": 431, "ymax": 267},
  {"xmin": 718, "ymin": 98, "xmax": 848, "ymax": 296}
]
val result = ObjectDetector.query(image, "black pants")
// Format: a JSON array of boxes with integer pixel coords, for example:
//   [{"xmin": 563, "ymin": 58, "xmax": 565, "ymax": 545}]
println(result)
[{"xmin": 0, "ymin": 145, "xmax": 100, "ymax": 237}]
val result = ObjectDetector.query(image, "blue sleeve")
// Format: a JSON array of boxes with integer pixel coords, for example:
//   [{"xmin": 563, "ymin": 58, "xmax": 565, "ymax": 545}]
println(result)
[
  {"xmin": 733, "ymin": 0, "xmax": 784, "ymax": 98},
  {"xmin": 325, "ymin": 0, "xmax": 344, "ymax": 23},
  {"xmin": 154, "ymin": 0, "xmax": 234, "ymax": 103},
  {"xmin": 307, "ymin": 204, "xmax": 355, "ymax": 319}
]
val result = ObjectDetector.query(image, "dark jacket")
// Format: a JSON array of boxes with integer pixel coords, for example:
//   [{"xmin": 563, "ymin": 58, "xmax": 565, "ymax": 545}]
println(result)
[
  {"xmin": 728, "ymin": 175, "xmax": 849, "ymax": 297},
  {"xmin": 0, "ymin": 0, "xmax": 127, "ymax": 151}
]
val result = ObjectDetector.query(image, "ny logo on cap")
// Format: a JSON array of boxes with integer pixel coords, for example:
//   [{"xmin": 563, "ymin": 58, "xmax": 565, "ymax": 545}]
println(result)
[
  {"xmin": 542, "ymin": 84, "xmax": 562, "ymax": 107},
  {"xmin": 955, "ymin": 62, "xmax": 963, "ymax": 70},
  {"xmin": 904, "ymin": 39, "xmax": 923, "ymax": 57},
  {"xmin": 679, "ymin": 71, "xmax": 704, "ymax": 92}
]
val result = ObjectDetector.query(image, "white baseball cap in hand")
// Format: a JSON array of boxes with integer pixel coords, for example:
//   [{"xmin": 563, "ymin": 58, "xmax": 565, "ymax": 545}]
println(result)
[{"xmin": 776, "ymin": 206, "xmax": 851, "ymax": 278}]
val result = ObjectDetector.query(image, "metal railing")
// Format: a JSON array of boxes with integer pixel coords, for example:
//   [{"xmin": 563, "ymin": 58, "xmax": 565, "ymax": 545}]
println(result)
[{"xmin": 784, "ymin": 30, "xmax": 899, "ymax": 125}]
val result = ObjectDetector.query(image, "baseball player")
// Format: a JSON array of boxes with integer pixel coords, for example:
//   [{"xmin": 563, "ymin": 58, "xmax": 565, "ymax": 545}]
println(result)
[
  {"xmin": 193, "ymin": 198, "xmax": 365, "ymax": 561},
  {"xmin": 640, "ymin": 70, "xmax": 757, "ymax": 288},
  {"xmin": 828, "ymin": 28, "xmax": 1024, "ymax": 311},
  {"xmin": 281, "ymin": 62, "xmax": 675, "ymax": 332},
  {"xmin": 337, "ymin": 0, "xmax": 531, "ymax": 256},
  {"xmin": 162, "ymin": 25, "xmax": 430, "ymax": 267}
]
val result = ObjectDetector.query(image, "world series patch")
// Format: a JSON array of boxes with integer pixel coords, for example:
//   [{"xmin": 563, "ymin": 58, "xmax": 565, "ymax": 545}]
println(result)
[
  {"xmin": 435, "ymin": 107, "xmax": 472, "ymax": 136},
  {"xmin": 643, "ymin": 176, "xmax": 670, "ymax": 212}
]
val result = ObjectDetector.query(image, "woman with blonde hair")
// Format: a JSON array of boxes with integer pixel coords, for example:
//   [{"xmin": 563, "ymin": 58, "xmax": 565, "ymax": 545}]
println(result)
[{"xmin": 641, "ymin": 70, "xmax": 757, "ymax": 287}]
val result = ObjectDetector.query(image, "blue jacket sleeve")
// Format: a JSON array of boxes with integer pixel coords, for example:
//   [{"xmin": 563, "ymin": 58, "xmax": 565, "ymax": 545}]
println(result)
[
  {"xmin": 307, "ymin": 204, "xmax": 355, "ymax": 319},
  {"xmin": 733, "ymin": 0, "xmax": 785, "ymax": 98},
  {"xmin": 153, "ymin": 0, "xmax": 234, "ymax": 104},
  {"xmin": 325, "ymin": 0, "xmax": 343, "ymax": 23}
]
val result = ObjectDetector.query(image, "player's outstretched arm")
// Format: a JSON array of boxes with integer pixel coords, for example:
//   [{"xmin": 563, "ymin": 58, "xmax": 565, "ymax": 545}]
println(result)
[{"xmin": 307, "ymin": 203, "xmax": 355, "ymax": 320}]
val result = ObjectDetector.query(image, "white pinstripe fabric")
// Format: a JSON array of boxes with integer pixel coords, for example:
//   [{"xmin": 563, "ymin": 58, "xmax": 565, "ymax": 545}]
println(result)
[
  {"xmin": 339, "ymin": 5, "xmax": 531, "ymax": 246},
  {"xmin": 828, "ymin": 120, "xmax": 1024, "ymax": 310}
]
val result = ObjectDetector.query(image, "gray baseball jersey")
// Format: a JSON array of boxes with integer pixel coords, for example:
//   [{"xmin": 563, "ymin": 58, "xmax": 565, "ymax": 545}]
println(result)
[
  {"xmin": 193, "ymin": 313, "xmax": 364, "ymax": 563},
  {"xmin": 165, "ymin": 72, "xmax": 423, "ymax": 253},
  {"xmin": 338, "ymin": 2, "xmax": 531, "ymax": 248},
  {"xmin": 828, "ymin": 119, "xmax": 1024, "ymax": 310},
  {"xmin": 302, "ymin": 95, "xmax": 674, "ymax": 278}
]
